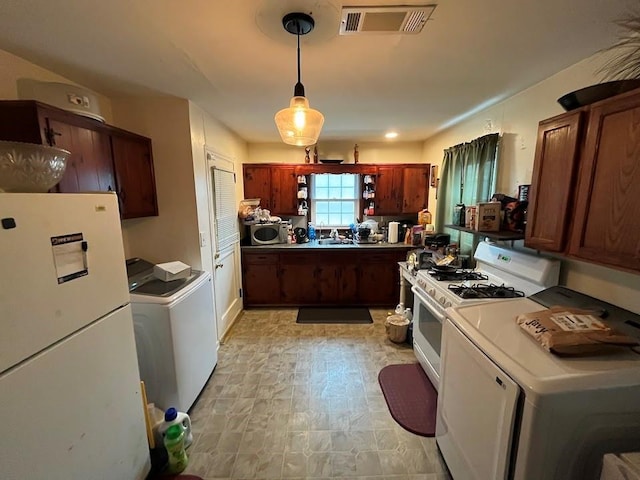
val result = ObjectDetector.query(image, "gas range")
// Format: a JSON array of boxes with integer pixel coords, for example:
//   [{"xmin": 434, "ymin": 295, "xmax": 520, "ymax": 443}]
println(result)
[
  {"xmin": 415, "ymin": 268, "xmax": 515, "ymax": 309},
  {"xmin": 447, "ymin": 283, "xmax": 525, "ymax": 299},
  {"xmin": 411, "ymin": 241, "xmax": 560, "ymax": 391},
  {"xmin": 414, "ymin": 242, "xmax": 561, "ymax": 309}
]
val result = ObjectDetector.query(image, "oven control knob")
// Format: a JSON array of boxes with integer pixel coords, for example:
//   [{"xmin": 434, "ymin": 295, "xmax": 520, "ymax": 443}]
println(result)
[
  {"xmin": 428, "ymin": 288, "xmax": 436, "ymax": 297},
  {"xmin": 444, "ymin": 301, "xmax": 452, "ymax": 308},
  {"xmin": 439, "ymin": 296, "xmax": 446, "ymax": 305}
]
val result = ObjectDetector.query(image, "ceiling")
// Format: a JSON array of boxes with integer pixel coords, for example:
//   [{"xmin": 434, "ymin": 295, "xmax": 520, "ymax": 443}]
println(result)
[{"xmin": 0, "ymin": 0, "xmax": 636, "ymax": 143}]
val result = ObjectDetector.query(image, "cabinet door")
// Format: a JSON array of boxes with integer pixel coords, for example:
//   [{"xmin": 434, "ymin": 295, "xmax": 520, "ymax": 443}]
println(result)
[
  {"xmin": 402, "ymin": 165, "xmax": 430, "ymax": 213},
  {"xmin": 357, "ymin": 252, "xmax": 404, "ymax": 306},
  {"xmin": 376, "ymin": 166, "xmax": 403, "ymax": 215},
  {"xmin": 271, "ymin": 166, "xmax": 298, "ymax": 215},
  {"xmin": 111, "ymin": 134, "xmax": 158, "ymax": 219},
  {"xmin": 337, "ymin": 263, "xmax": 359, "ymax": 304},
  {"xmin": 47, "ymin": 118, "xmax": 115, "ymax": 193},
  {"xmin": 241, "ymin": 253, "xmax": 280, "ymax": 306},
  {"xmin": 569, "ymin": 93, "xmax": 640, "ymax": 271},
  {"xmin": 243, "ymin": 165, "xmax": 272, "ymax": 211},
  {"xmin": 280, "ymin": 253, "xmax": 319, "ymax": 305},
  {"xmin": 316, "ymin": 263, "xmax": 339, "ymax": 304},
  {"xmin": 524, "ymin": 111, "xmax": 583, "ymax": 252}
]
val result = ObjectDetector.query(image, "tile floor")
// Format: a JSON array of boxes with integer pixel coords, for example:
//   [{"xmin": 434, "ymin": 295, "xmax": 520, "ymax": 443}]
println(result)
[{"xmin": 182, "ymin": 308, "xmax": 452, "ymax": 480}]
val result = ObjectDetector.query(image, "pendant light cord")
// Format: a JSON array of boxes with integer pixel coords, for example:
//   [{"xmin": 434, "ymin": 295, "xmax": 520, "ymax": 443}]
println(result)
[
  {"xmin": 294, "ymin": 20, "xmax": 305, "ymax": 97},
  {"xmin": 297, "ymin": 21, "xmax": 301, "ymax": 85}
]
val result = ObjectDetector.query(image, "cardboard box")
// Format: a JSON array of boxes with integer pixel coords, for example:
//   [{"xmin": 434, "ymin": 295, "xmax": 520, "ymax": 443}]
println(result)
[
  {"xmin": 474, "ymin": 202, "xmax": 501, "ymax": 231},
  {"xmin": 153, "ymin": 261, "xmax": 192, "ymax": 281}
]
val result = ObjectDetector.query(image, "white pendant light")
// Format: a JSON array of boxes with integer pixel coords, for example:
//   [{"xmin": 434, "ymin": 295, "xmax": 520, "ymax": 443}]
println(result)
[{"xmin": 274, "ymin": 12, "xmax": 324, "ymax": 147}]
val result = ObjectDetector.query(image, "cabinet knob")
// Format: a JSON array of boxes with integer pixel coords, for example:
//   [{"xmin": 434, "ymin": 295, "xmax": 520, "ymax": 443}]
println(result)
[{"xmin": 45, "ymin": 127, "xmax": 62, "ymax": 146}]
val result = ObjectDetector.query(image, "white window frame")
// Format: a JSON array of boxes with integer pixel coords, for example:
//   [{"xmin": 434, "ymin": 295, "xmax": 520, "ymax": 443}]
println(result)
[{"xmin": 310, "ymin": 173, "xmax": 360, "ymax": 228}]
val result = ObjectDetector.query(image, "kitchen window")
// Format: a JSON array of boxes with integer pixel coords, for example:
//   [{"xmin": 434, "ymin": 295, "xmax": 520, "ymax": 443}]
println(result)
[{"xmin": 310, "ymin": 173, "xmax": 359, "ymax": 228}]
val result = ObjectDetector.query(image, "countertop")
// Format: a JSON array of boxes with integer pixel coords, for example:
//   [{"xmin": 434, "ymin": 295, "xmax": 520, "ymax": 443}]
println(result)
[{"xmin": 241, "ymin": 241, "xmax": 416, "ymax": 250}]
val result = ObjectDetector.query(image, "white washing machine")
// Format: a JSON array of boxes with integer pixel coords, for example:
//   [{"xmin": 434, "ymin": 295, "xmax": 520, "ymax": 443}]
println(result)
[{"xmin": 126, "ymin": 258, "xmax": 218, "ymax": 412}]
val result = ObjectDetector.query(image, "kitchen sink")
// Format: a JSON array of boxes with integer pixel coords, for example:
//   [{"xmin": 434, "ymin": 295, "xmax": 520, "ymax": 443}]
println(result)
[{"xmin": 317, "ymin": 238, "xmax": 354, "ymax": 245}]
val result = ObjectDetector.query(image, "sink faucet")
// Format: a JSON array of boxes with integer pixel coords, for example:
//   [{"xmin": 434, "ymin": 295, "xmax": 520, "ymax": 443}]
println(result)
[{"xmin": 319, "ymin": 221, "xmax": 325, "ymax": 239}]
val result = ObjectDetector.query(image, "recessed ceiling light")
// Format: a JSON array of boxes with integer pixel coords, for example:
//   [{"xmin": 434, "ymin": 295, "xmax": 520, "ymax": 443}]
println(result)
[{"xmin": 385, "ymin": 131, "xmax": 398, "ymax": 139}]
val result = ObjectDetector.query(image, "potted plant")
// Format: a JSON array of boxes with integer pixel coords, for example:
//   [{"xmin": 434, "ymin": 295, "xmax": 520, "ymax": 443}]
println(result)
[{"xmin": 558, "ymin": 12, "xmax": 640, "ymax": 111}]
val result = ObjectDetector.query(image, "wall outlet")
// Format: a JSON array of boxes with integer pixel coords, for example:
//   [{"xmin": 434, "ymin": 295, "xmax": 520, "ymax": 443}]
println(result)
[
  {"xmin": 199, "ymin": 232, "xmax": 207, "ymax": 247},
  {"xmin": 520, "ymin": 136, "xmax": 526, "ymax": 150}
]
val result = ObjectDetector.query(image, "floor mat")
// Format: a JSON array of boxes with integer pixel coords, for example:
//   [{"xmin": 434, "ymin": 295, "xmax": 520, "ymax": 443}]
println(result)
[
  {"xmin": 296, "ymin": 307, "xmax": 373, "ymax": 324},
  {"xmin": 378, "ymin": 363, "xmax": 437, "ymax": 437}
]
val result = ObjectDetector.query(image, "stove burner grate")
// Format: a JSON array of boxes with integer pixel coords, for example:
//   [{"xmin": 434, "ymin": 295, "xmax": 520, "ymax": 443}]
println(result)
[
  {"xmin": 448, "ymin": 283, "xmax": 526, "ymax": 299},
  {"xmin": 428, "ymin": 269, "xmax": 489, "ymax": 282}
]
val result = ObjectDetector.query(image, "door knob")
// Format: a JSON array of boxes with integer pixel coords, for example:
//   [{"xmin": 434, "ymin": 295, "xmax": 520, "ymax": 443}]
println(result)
[{"xmin": 215, "ymin": 263, "xmax": 224, "ymax": 269}]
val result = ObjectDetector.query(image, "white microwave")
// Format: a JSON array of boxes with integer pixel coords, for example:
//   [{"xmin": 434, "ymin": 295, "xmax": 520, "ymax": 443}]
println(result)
[{"xmin": 249, "ymin": 223, "xmax": 288, "ymax": 245}]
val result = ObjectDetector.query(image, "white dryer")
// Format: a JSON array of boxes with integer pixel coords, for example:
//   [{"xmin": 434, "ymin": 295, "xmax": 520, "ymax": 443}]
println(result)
[{"xmin": 126, "ymin": 258, "xmax": 217, "ymax": 412}]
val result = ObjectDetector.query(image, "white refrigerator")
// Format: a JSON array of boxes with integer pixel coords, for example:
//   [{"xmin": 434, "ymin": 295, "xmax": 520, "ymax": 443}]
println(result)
[{"xmin": 0, "ymin": 193, "xmax": 150, "ymax": 480}]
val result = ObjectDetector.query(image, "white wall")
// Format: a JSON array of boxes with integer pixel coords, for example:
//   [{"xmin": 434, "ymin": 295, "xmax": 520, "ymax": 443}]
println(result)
[
  {"xmin": 0, "ymin": 49, "xmax": 113, "ymax": 123},
  {"xmin": 420, "ymin": 51, "xmax": 640, "ymax": 314},
  {"xmin": 110, "ymin": 97, "xmax": 203, "ymax": 268}
]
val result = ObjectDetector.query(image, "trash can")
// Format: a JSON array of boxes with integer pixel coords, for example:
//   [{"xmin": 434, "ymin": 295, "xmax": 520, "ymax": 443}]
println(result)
[{"xmin": 385, "ymin": 314, "xmax": 410, "ymax": 343}]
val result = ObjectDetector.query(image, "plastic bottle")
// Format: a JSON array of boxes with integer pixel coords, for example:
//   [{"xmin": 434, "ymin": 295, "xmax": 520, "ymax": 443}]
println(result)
[
  {"xmin": 164, "ymin": 424, "xmax": 188, "ymax": 474},
  {"xmin": 155, "ymin": 407, "xmax": 193, "ymax": 448},
  {"xmin": 308, "ymin": 223, "xmax": 316, "ymax": 241}
]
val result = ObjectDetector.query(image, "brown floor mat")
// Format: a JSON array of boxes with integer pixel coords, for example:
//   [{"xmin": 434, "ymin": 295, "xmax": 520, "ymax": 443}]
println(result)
[{"xmin": 378, "ymin": 363, "xmax": 438, "ymax": 437}]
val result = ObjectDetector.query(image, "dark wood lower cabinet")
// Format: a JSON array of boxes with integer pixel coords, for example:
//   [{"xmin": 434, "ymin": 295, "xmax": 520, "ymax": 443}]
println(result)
[
  {"xmin": 241, "ymin": 253, "xmax": 281, "ymax": 305},
  {"xmin": 241, "ymin": 249, "xmax": 408, "ymax": 307},
  {"xmin": 358, "ymin": 253, "xmax": 402, "ymax": 305},
  {"xmin": 280, "ymin": 255, "xmax": 319, "ymax": 304}
]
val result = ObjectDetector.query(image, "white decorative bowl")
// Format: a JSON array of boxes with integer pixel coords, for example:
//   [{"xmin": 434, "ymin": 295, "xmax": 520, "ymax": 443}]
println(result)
[{"xmin": 0, "ymin": 141, "xmax": 70, "ymax": 193}]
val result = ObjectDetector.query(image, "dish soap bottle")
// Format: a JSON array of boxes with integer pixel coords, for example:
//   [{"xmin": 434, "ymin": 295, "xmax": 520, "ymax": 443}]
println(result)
[{"xmin": 308, "ymin": 222, "xmax": 316, "ymax": 241}]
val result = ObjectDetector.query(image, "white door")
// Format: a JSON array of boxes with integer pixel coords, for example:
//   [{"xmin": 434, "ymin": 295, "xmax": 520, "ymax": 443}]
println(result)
[
  {"xmin": 436, "ymin": 318, "xmax": 520, "ymax": 480},
  {"xmin": 206, "ymin": 150, "xmax": 243, "ymax": 340},
  {"xmin": 0, "ymin": 193, "xmax": 129, "ymax": 373}
]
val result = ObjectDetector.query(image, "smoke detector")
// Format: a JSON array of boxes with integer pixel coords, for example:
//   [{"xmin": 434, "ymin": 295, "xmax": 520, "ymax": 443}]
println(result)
[{"xmin": 339, "ymin": 5, "xmax": 436, "ymax": 35}]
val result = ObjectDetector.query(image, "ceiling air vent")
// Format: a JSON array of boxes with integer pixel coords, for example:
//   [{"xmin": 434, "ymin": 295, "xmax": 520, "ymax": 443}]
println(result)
[{"xmin": 339, "ymin": 5, "xmax": 436, "ymax": 35}]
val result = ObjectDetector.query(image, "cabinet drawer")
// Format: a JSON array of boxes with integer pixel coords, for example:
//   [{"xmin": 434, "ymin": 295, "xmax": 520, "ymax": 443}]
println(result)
[
  {"xmin": 279, "ymin": 253, "xmax": 313, "ymax": 265},
  {"xmin": 242, "ymin": 253, "xmax": 278, "ymax": 264}
]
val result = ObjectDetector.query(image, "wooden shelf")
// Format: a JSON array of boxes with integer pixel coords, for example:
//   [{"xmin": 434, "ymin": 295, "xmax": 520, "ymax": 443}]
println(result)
[{"xmin": 444, "ymin": 224, "xmax": 525, "ymax": 241}]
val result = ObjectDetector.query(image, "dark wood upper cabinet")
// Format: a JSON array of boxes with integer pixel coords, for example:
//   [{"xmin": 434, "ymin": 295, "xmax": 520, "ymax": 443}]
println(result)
[
  {"xmin": 374, "ymin": 166, "xmax": 403, "ymax": 215},
  {"xmin": 525, "ymin": 110, "xmax": 583, "ymax": 252},
  {"xmin": 402, "ymin": 165, "xmax": 430, "ymax": 213},
  {"xmin": 243, "ymin": 163, "xmax": 431, "ymax": 217},
  {"xmin": 526, "ymin": 86, "xmax": 640, "ymax": 273},
  {"xmin": 568, "ymin": 91, "xmax": 640, "ymax": 271},
  {"xmin": 47, "ymin": 119, "xmax": 115, "ymax": 193},
  {"xmin": 271, "ymin": 166, "xmax": 298, "ymax": 215},
  {"xmin": 243, "ymin": 165, "xmax": 273, "ymax": 211},
  {"xmin": 111, "ymin": 133, "xmax": 158, "ymax": 219},
  {"xmin": 0, "ymin": 100, "xmax": 158, "ymax": 219}
]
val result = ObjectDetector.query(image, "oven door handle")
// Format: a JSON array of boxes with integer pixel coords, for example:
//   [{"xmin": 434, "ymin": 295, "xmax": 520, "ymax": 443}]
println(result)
[{"xmin": 411, "ymin": 285, "xmax": 447, "ymax": 324}]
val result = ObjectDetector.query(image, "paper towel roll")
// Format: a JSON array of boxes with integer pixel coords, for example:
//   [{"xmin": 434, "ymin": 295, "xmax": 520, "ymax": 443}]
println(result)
[{"xmin": 388, "ymin": 221, "xmax": 399, "ymax": 243}]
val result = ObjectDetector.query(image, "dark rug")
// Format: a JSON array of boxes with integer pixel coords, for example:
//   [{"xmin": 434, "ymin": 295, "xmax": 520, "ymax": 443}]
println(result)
[
  {"xmin": 378, "ymin": 363, "xmax": 438, "ymax": 437},
  {"xmin": 296, "ymin": 307, "xmax": 373, "ymax": 324}
]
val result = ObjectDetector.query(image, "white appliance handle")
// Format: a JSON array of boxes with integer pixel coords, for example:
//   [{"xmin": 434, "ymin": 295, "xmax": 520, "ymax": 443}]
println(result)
[{"xmin": 412, "ymin": 285, "xmax": 447, "ymax": 324}]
